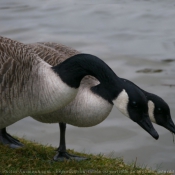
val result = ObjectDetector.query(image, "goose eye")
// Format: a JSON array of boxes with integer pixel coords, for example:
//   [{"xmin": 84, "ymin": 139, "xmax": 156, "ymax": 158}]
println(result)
[
  {"xmin": 157, "ymin": 108, "xmax": 162, "ymax": 113},
  {"xmin": 132, "ymin": 101, "xmax": 138, "ymax": 108}
]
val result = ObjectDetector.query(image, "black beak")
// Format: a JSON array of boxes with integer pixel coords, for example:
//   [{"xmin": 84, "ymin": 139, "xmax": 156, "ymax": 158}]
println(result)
[
  {"xmin": 161, "ymin": 118, "xmax": 175, "ymax": 134},
  {"xmin": 137, "ymin": 115, "xmax": 159, "ymax": 140}
]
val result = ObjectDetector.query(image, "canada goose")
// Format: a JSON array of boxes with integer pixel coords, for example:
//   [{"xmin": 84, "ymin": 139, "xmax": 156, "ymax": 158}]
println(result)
[
  {"xmin": 0, "ymin": 37, "xmax": 158, "ymax": 159},
  {"xmin": 31, "ymin": 43, "xmax": 174, "ymax": 161}
]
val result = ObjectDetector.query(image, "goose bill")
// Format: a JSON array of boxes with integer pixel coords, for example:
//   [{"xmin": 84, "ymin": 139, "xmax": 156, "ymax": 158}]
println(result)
[{"xmin": 137, "ymin": 115, "xmax": 159, "ymax": 140}]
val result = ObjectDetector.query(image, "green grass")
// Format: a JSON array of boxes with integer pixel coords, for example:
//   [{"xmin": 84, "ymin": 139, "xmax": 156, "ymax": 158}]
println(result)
[{"xmin": 0, "ymin": 138, "xmax": 172, "ymax": 175}]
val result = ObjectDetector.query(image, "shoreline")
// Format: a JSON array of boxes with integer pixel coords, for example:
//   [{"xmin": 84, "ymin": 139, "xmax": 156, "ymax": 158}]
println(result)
[{"xmin": 0, "ymin": 137, "xmax": 171, "ymax": 175}]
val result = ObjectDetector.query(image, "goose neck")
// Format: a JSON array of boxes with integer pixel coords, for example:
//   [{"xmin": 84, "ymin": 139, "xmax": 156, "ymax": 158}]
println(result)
[{"xmin": 52, "ymin": 53, "xmax": 119, "ymax": 89}]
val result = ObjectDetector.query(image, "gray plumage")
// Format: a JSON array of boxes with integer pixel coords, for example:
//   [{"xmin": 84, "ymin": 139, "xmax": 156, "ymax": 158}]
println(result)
[{"xmin": 0, "ymin": 36, "xmax": 78, "ymax": 128}]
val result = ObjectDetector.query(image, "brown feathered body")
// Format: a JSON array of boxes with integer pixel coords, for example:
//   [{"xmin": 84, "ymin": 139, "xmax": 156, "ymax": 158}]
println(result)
[{"xmin": 0, "ymin": 37, "xmax": 77, "ymax": 128}]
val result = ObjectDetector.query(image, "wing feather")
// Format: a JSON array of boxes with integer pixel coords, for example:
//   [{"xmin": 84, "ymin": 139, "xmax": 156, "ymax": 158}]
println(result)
[{"xmin": 29, "ymin": 42, "xmax": 99, "ymax": 86}]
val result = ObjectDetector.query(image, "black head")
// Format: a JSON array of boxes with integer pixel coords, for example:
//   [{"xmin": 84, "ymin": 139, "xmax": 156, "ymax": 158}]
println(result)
[
  {"xmin": 120, "ymin": 78, "xmax": 174, "ymax": 134},
  {"xmin": 147, "ymin": 94, "xmax": 175, "ymax": 134},
  {"xmin": 112, "ymin": 79, "xmax": 159, "ymax": 140}
]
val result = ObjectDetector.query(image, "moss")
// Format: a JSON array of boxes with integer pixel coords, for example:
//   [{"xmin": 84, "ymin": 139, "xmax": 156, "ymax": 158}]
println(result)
[{"xmin": 0, "ymin": 138, "xmax": 171, "ymax": 175}]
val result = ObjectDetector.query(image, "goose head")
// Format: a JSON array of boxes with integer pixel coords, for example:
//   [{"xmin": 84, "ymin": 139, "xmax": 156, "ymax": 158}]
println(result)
[
  {"xmin": 147, "ymin": 94, "xmax": 175, "ymax": 134},
  {"xmin": 112, "ymin": 79, "xmax": 159, "ymax": 140},
  {"xmin": 119, "ymin": 78, "xmax": 175, "ymax": 135}
]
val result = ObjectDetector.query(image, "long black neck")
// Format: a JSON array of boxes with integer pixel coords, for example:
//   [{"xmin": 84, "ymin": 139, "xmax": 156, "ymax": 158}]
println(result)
[{"xmin": 52, "ymin": 54, "xmax": 122, "ymax": 102}]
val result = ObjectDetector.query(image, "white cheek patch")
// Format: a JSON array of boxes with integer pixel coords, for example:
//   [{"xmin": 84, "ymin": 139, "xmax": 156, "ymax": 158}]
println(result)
[
  {"xmin": 112, "ymin": 89, "xmax": 129, "ymax": 118},
  {"xmin": 148, "ymin": 100, "xmax": 156, "ymax": 123}
]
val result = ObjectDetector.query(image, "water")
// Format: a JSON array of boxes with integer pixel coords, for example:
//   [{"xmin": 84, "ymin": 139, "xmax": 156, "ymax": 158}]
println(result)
[{"xmin": 0, "ymin": 0, "xmax": 175, "ymax": 171}]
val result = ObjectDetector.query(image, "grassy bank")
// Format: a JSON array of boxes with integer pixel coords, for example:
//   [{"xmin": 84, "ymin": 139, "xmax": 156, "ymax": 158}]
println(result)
[{"xmin": 0, "ymin": 138, "xmax": 171, "ymax": 175}]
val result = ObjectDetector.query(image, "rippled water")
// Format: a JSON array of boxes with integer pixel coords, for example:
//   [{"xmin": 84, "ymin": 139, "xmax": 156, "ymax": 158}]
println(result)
[{"xmin": 1, "ymin": 0, "xmax": 175, "ymax": 171}]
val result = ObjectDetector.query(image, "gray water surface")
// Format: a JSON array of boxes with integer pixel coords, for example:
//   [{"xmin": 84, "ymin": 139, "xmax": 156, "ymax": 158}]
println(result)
[{"xmin": 0, "ymin": 0, "xmax": 175, "ymax": 171}]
